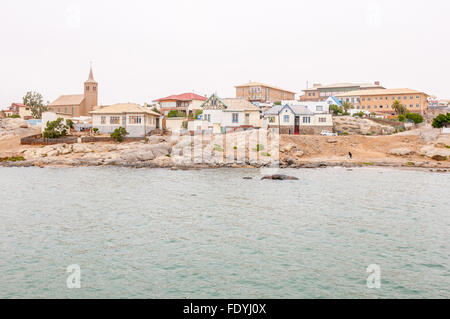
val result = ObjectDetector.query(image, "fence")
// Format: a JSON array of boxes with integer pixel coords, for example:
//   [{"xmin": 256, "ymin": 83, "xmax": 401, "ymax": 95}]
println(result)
[{"xmin": 20, "ymin": 134, "xmax": 78, "ymax": 145}]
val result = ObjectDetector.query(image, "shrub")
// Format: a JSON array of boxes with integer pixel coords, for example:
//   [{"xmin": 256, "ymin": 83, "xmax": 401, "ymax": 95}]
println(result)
[
  {"xmin": 93, "ymin": 127, "xmax": 99, "ymax": 133},
  {"xmin": 273, "ymin": 101, "xmax": 282, "ymax": 105},
  {"xmin": 8, "ymin": 114, "xmax": 21, "ymax": 118},
  {"xmin": 432, "ymin": 113, "xmax": 450, "ymax": 128},
  {"xmin": 66, "ymin": 119, "xmax": 74, "ymax": 129},
  {"xmin": 110, "ymin": 127, "xmax": 129, "ymax": 142},
  {"xmin": 42, "ymin": 118, "xmax": 68, "ymax": 138},
  {"xmin": 168, "ymin": 110, "xmax": 185, "ymax": 118},
  {"xmin": 0, "ymin": 156, "xmax": 25, "ymax": 162},
  {"xmin": 398, "ymin": 115, "xmax": 406, "ymax": 122},
  {"xmin": 405, "ymin": 113, "xmax": 424, "ymax": 124},
  {"xmin": 353, "ymin": 111, "xmax": 365, "ymax": 118},
  {"xmin": 329, "ymin": 104, "xmax": 343, "ymax": 116}
]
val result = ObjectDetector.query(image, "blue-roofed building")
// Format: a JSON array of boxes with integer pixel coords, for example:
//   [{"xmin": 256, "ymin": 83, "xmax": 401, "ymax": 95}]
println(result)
[{"xmin": 326, "ymin": 96, "xmax": 342, "ymax": 107}]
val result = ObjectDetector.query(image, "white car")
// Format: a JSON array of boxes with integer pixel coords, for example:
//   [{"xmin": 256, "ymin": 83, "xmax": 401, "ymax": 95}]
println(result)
[{"xmin": 321, "ymin": 130, "xmax": 337, "ymax": 136}]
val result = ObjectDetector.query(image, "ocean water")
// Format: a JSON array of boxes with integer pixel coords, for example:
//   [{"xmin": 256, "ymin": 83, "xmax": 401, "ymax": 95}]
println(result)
[{"xmin": 0, "ymin": 167, "xmax": 449, "ymax": 299}]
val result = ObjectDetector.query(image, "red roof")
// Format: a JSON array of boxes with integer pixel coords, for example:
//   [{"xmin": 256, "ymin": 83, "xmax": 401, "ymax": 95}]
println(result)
[{"xmin": 154, "ymin": 93, "xmax": 207, "ymax": 102}]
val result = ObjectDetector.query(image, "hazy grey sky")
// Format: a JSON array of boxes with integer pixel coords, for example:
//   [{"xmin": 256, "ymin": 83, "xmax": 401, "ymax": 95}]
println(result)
[{"xmin": 1, "ymin": 0, "xmax": 449, "ymax": 108}]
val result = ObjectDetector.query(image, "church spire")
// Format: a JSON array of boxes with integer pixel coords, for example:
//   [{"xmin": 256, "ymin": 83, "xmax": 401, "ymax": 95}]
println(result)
[{"xmin": 86, "ymin": 62, "xmax": 97, "ymax": 83}]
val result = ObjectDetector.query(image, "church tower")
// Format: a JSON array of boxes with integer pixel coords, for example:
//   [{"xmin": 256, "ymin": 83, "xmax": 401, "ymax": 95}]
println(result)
[{"xmin": 84, "ymin": 65, "xmax": 98, "ymax": 113}]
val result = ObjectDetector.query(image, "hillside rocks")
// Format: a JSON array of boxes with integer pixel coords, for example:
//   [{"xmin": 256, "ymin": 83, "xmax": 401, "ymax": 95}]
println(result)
[
  {"xmin": 333, "ymin": 116, "xmax": 396, "ymax": 135},
  {"xmin": 0, "ymin": 118, "xmax": 32, "ymax": 140},
  {"xmin": 261, "ymin": 174, "xmax": 299, "ymax": 180},
  {"xmin": 388, "ymin": 148, "xmax": 415, "ymax": 156}
]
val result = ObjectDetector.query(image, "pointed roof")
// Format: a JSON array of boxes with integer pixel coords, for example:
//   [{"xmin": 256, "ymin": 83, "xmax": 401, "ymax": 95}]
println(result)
[
  {"xmin": 85, "ymin": 66, "xmax": 97, "ymax": 83},
  {"xmin": 153, "ymin": 92, "xmax": 207, "ymax": 102}
]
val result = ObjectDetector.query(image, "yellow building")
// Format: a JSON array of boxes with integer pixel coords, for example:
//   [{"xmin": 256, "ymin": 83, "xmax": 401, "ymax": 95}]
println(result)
[
  {"xmin": 336, "ymin": 88, "xmax": 429, "ymax": 116},
  {"xmin": 235, "ymin": 82, "xmax": 296, "ymax": 103}
]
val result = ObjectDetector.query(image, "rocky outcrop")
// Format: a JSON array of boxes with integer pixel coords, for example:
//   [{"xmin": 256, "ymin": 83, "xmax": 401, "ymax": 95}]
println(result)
[
  {"xmin": 388, "ymin": 148, "xmax": 415, "ymax": 156},
  {"xmin": 261, "ymin": 174, "xmax": 299, "ymax": 180},
  {"xmin": 0, "ymin": 118, "xmax": 32, "ymax": 140},
  {"xmin": 333, "ymin": 116, "xmax": 396, "ymax": 135}
]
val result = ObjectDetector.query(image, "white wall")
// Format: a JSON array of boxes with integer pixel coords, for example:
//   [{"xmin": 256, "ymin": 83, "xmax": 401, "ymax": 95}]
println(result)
[
  {"xmin": 165, "ymin": 118, "xmax": 185, "ymax": 131},
  {"xmin": 41, "ymin": 111, "xmax": 73, "ymax": 133},
  {"xmin": 92, "ymin": 113, "xmax": 157, "ymax": 137}
]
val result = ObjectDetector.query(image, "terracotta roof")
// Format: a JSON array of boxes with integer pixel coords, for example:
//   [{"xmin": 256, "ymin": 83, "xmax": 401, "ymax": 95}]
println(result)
[
  {"xmin": 221, "ymin": 98, "xmax": 260, "ymax": 111},
  {"xmin": 154, "ymin": 92, "xmax": 207, "ymax": 102},
  {"xmin": 336, "ymin": 88, "xmax": 428, "ymax": 97},
  {"xmin": 90, "ymin": 103, "xmax": 160, "ymax": 116},
  {"xmin": 235, "ymin": 82, "xmax": 296, "ymax": 94},
  {"xmin": 50, "ymin": 94, "xmax": 85, "ymax": 106}
]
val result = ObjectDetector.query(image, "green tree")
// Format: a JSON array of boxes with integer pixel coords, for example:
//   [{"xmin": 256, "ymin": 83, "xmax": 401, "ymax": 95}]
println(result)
[
  {"xmin": 42, "ymin": 118, "xmax": 68, "ymax": 138},
  {"xmin": 329, "ymin": 104, "xmax": 343, "ymax": 115},
  {"xmin": 273, "ymin": 101, "xmax": 282, "ymax": 105},
  {"xmin": 23, "ymin": 91, "xmax": 48, "ymax": 119},
  {"xmin": 342, "ymin": 101, "xmax": 353, "ymax": 113},
  {"xmin": 168, "ymin": 110, "xmax": 185, "ymax": 118},
  {"xmin": 405, "ymin": 113, "xmax": 424, "ymax": 124},
  {"xmin": 392, "ymin": 100, "xmax": 407, "ymax": 116},
  {"xmin": 110, "ymin": 127, "xmax": 129, "ymax": 142},
  {"xmin": 66, "ymin": 119, "xmax": 74, "ymax": 129},
  {"xmin": 432, "ymin": 113, "xmax": 450, "ymax": 128}
]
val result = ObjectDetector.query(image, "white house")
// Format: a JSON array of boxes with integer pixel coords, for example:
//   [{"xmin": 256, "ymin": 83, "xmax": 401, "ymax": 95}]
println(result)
[
  {"xmin": 264, "ymin": 104, "xmax": 333, "ymax": 135},
  {"xmin": 90, "ymin": 103, "xmax": 161, "ymax": 137},
  {"xmin": 282, "ymin": 100, "xmax": 330, "ymax": 114},
  {"xmin": 201, "ymin": 94, "xmax": 261, "ymax": 133}
]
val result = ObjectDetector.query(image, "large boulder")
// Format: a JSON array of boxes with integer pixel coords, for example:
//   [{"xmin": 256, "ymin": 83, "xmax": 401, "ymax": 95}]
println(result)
[
  {"xmin": 419, "ymin": 145, "xmax": 450, "ymax": 160},
  {"xmin": 333, "ymin": 116, "xmax": 395, "ymax": 135},
  {"xmin": 261, "ymin": 174, "xmax": 299, "ymax": 180}
]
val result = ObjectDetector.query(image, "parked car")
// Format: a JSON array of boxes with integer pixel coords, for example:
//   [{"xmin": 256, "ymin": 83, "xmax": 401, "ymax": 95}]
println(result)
[{"xmin": 321, "ymin": 130, "xmax": 337, "ymax": 136}]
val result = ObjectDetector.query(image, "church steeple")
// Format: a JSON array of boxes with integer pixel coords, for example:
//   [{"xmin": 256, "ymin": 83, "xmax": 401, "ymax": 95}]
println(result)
[{"xmin": 84, "ymin": 63, "xmax": 98, "ymax": 112}]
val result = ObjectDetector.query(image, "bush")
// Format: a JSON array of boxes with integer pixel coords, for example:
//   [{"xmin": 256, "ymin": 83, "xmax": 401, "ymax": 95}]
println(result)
[
  {"xmin": 398, "ymin": 115, "xmax": 406, "ymax": 122},
  {"xmin": 93, "ymin": 127, "xmax": 99, "ymax": 133},
  {"xmin": 8, "ymin": 114, "xmax": 21, "ymax": 118},
  {"xmin": 405, "ymin": 113, "xmax": 424, "ymax": 124},
  {"xmin": 110, "ymin": 127, "xmax": 129, "ymax": 142},
  {"xmin": 353, "ymin": 111, "xmax": 365, "ymax": 118},
  {"xmin": 329, "ymin": 104, "xmax": 343, "ymax": 115},
  {"xmin": 66, "ymin": 119, "xmax": 74, "ymax": 129},
  {"xmin": 168, "ymin": 110, "xmax": 185, "ymax": 118},
  {"xmin": 42, "ymin": 118, "xmax": 68, "ymax": 138},
  {"xmin": 432, "ymin": 113, "xmax": 450, "ymax": 128}
]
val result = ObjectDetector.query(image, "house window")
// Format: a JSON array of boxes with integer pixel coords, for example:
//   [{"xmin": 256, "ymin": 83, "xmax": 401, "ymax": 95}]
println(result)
[
  {"xmin": 232, "ymin": 113, "xmax": 239, "ymax": 123},
  {"xmin": 319, "ymin": 117, "xmax": 326, "ymax": 123},
  {"xmin": 416, "ymin": 104, "xmax": 420, "ymax": 108},
  {"xmin": 110, "ymin": 116, "xmax": 120, "ymax": 124},
  {"xmin": 283, "ymin": 115, "xmax": 290, "ymax": 123},
  {"xmin": 101, "ymin": 116, "xmax": 106, "ymax": 124},
  {"xmin": 316, "ymin": 106, "xmax": 323, "ymax": 111},
  {"xmin": 129, "ymin": 116, "xmax": 142, "ymax": 124},
  {"xmin": 72, "ymin": 107, "xmax": 74, "ymax": 116},
  {"xmin": 302, "ymin": 117, "xmax": 311, "ymax": 123},
  {"xmin": 269, "ymin": 117, "xmax": 275, "ymax": 123}
]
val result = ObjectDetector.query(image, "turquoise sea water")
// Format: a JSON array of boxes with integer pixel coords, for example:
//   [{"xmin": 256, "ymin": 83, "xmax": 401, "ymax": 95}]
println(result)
[{"xmin": 0, "ymin": 167, "xmax": 449, "ymax": 298}]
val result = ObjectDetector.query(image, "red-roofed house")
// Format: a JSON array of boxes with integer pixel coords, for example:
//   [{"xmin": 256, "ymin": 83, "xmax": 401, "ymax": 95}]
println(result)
[
  {"xmin": 4, "ymin": 103, "xmax": 32, "ymax": 119},
  {"xmin": 153, "ymin": 92, "xmax": 207, "ymax": 117}
]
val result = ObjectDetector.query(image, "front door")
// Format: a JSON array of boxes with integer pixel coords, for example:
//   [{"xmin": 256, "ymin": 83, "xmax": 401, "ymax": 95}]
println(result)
[{"xmin": 294, "ymin": 116, "xmax": 300, "ymax": 134}]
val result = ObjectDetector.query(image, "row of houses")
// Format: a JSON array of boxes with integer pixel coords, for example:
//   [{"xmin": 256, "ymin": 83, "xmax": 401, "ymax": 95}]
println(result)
[{"xmin": 5, "ymin": 65, "xmax": 444, "ymax": 138}]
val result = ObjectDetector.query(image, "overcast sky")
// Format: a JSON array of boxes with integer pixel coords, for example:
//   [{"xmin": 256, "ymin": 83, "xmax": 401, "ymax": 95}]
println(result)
[{"xmin": 1, "ymin": 0, "xmax": 449, "ymax": 109}]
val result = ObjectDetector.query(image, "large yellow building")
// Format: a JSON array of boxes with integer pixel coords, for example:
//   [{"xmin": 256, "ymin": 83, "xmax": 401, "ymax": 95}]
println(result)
[{"xmin": 336, "ymin": 88, "xmax": 429, "ymax": 116}]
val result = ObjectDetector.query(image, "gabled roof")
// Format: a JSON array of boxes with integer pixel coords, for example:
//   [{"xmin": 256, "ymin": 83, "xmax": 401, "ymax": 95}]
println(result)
[
  {"xmin": 90, "ymin": 103, "xmax": 160, "ymax": 116},
  {"xmin": 327, "ymin": 96, "xmax": 342, "ymax": 106},
  {"xmin": 50, "ymin": 94, "xmax": 85, "ymax": 106},
  {"xmin": 235, "ymin": 82, "xmax": 296, "ymax": 94},
  {"xmin": 153, "ymin": 92, "xmax": 207, "ymax": 102},
  {"xmin": 220, "ymin": 98, "xmax": 260, "ymax": 111},
  {"xmin": 264, "ymin": 104, "xmax": 313, "ymax": 116}
]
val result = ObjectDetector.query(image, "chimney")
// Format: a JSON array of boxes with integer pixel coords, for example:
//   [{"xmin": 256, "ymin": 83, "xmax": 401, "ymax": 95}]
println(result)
[{"xmin": 374, "ymin": 81, "xmax": 380, "ymax": 86}]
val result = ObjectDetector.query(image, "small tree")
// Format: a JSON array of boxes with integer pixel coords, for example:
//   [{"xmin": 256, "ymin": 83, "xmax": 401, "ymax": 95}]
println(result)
[
  {"xmin": 111, "ymin": 127, "xmax": 128, "ymax": 142},
  {"xmin": 42, "ymin": 118, "xmax": 68, "ymax": 138},
  {"xmin": 329, "ymin": 104, "xmax": 343, "ymax": 115},
  {"xmin": 23, "ymin": 91, "xmax": 48, "ymax": 119},
  {"xmin": 392, "ymin": 100, "xmax": 407, "ymax": 116},
  {"xmin": 405, "ymin": 113, "xmax": 424, "ymax": 124},
  {"xmin": 432, "ymin": 113, "xmax": 450, "ymax": 128},
  {"xmin": 273, "ymin": 101, "xmax": 282, "ymax": 106},
  {"xmin": 342, "ymin": 101, "xmax": 353, "ymax": 113},
  {"xmin": 66, "ymin": 119, "xmax": 74, "ymax": 129}
]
